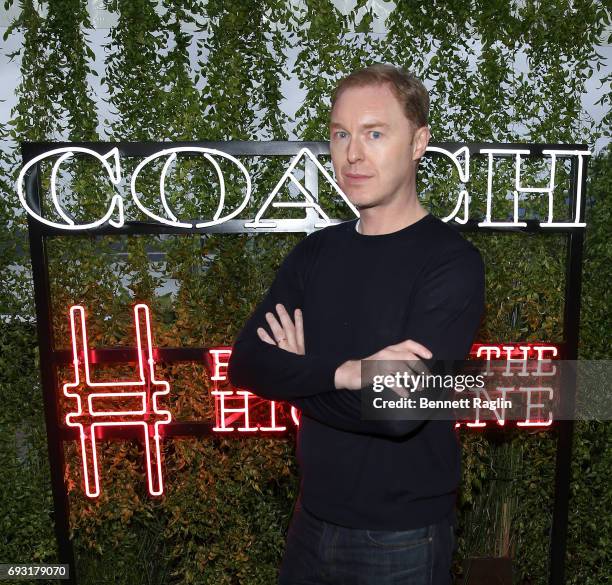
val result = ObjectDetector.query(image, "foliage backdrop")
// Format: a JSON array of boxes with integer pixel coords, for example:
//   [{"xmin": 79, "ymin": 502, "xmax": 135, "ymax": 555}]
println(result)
[{"xmin": 0, "ymin": 1, "xmax": 610, "ymax": 584}]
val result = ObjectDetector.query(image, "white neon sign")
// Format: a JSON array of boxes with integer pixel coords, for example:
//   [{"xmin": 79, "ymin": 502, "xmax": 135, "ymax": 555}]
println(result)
[
  {"xmin": 425, "ymin": 146, "xmax": 470, "ymax": 224},
  {"xmin": 244, "ymin": 147, "xmax": 359, "ymax": 228},
  {"xmin": 540, "ymin": 150, "xmax": 588, "ymax": 227},
  {"xmin": 18, "ymin": 146, "xmax": 589, "ymax": 230},
  {"xmin": 477, "ymin": 148, "xmax": 590, "ymax": 228},
  {"xmin": 18, "ymin": 147, "xmax": 124, "ymax": 230},
  {"xmin": 131, "ymin": 147, "xmax": 252, "ymax": 228}
]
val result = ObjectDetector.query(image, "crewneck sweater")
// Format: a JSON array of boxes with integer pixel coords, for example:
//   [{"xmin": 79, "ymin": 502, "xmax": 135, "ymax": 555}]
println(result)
[{"xmin": 228, "ymin": 214, "xmax": 485, "ymax": 530}]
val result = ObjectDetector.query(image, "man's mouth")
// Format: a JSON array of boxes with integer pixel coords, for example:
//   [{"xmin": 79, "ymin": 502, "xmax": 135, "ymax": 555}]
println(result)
[{"xmin": 344, "ymin": 173, "xmax": 373, "ymax": 182}]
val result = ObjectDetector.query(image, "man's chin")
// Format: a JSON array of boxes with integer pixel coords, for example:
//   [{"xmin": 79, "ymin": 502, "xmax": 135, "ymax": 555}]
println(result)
[{"xmin": 354, "ymin": 201, "xmax": 379, "ymax": 210}]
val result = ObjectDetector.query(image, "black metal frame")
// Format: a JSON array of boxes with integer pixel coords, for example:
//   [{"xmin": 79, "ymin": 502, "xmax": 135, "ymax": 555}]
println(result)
[{"xmin": 21, "ymin": 140, "xmax": 588, "ymax": 585}]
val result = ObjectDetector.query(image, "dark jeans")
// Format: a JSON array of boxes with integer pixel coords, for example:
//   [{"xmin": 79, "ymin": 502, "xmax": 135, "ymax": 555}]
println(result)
[{"xmin": 278, "ymin": 500, "xmax": 456, "ymax": 585}]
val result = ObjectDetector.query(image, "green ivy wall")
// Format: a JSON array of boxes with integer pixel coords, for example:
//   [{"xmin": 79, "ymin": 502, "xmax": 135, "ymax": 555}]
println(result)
[{"xmin": 0, "ymin": 1, "xmax": 610, "ymax": 584}]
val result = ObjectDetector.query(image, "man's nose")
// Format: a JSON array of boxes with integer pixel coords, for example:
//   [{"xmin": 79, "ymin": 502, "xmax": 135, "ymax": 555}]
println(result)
[{"xmin": 347, "ymin": 137, "xmax": 364, "ymax": 163}]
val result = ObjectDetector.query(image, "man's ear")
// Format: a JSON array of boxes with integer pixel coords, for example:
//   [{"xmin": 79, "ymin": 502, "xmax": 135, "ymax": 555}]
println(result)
[{"xmin": 411, "ymin": 126, "xmax": 431, "ymax": 161}]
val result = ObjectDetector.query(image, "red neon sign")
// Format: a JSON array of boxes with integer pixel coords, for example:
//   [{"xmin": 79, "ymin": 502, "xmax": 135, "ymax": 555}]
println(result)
[
  {"xmin": 208, "ymin": 347, "xmax": 299, "ymax": 432},
  {"xmin": 207, "ymin": 343, "xmax": 561, "ymax": 433},
  {"xmin": 458, "ymin": 343, "xmax": 560, "ymax": 428},
  {"xmin": 64, "ymin": 304, "xmax": 171, "ymax": 498},
  {"xmin": 62, "ymin": 305, "xmax": 561, "ymax": 497}
]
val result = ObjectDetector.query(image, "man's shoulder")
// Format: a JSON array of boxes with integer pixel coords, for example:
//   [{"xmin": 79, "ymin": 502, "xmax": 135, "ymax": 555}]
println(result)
[
  {"xmin": 424, "ymin": 214, "xmax": 481, "ymax": 257},
  {"xmin": 409, "ymin": 217, "xmax": 485, "ymax": 308},
  {"xmin": 418, "ymin": 215, "xmax": 484, "ymax": 283}
]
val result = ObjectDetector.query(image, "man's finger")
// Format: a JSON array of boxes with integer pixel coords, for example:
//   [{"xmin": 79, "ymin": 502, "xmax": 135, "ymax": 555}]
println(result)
[
  {"xmin": 265, "ymin": 311, "xmax": 286, "ymax": 342},
  {"xmin": 294, "ymin": 308, "xmax": 305, "ymax": 354},
  {"xmin": 389, "ymin": 339, "xmax": 433, "ymax": 360},
  {"xmin": 275, "ymin": 303, "xmax": 297, "ymax": 348},
  {"xmin": 257, "ymin": 327, "xmax": 276, "ymax": 345}
]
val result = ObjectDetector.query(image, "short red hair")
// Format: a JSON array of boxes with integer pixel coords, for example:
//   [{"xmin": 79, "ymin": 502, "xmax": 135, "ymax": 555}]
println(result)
[{"xmin": 331, "ymin": 64, "xmax": 429, "ymax": 128}]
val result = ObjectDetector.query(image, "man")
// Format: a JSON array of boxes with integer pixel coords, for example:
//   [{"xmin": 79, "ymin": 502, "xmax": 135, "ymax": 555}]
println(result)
[{"xmin": 228, "ymin": 64, "xmax": 485, "ymax": 584}]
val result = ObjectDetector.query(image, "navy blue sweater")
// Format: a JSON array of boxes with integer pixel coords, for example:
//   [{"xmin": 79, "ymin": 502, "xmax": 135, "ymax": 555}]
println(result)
[{"xmin": 228, "ymin": 214, "xmax": 485, "ymax": 530}]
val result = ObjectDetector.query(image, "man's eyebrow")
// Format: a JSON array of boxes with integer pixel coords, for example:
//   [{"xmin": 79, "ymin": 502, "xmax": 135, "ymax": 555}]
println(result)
[
  {"xmin": 361, "ymin": 121, "xmax": 390, "ymax": 129},
  {"xmin": 329, "ymin": 121, "xmax": 390, "ymax": 130}
]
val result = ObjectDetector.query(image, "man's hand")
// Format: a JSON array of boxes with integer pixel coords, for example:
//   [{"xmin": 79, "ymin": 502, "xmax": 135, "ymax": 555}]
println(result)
[
  {"xmin": 334, "ymin": 339, "xmax": 433, "ymax": 393},
  {"xmin": 257, "ymin": 303, "xmax": 305, "ymax": 355}
]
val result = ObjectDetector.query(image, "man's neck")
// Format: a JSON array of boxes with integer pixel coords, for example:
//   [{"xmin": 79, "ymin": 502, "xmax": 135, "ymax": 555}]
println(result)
[{"xmin": 356, "ymin": 201, "xmax": 429, "ymax": 236}]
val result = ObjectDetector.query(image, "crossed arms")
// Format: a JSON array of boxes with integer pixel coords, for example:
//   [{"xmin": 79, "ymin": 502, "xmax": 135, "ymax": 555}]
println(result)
[{"xmin": 227, "ymin": 242, "xmax": 485, "ymax": 438}]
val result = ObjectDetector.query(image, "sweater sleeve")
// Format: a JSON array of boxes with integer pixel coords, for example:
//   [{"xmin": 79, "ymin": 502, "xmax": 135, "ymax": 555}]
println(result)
[
  {"xmin": 401, "ymin": 245, "xmax": 485, "ymax": 360},
  {"xmin": 227, "ymin": 237, "xmax": 346, "ymax": 401},
  {"xmin": 287, "ymin": 245, "xmax": 485, "ymax": 438}
]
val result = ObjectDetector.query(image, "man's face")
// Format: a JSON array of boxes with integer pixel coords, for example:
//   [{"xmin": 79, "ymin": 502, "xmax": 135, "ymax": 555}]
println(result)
[{"xmin": 329, "ymin": 83, "xmax": 429, "ymax": 210}]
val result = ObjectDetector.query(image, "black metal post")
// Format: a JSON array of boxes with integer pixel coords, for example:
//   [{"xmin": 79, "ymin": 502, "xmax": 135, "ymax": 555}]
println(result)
[
  {"xmin": 548, "ymin": 154, "xmax": 588, "ymax": 585},
  {"xmin": 24, "ymin": 159, "xmax": 78, "ymax": 584}
]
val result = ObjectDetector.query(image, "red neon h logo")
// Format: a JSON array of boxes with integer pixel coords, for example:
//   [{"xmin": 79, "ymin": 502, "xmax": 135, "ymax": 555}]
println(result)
[{"xmin": 63, "ymin": 304, "xmax": 171, "ymax": 498}]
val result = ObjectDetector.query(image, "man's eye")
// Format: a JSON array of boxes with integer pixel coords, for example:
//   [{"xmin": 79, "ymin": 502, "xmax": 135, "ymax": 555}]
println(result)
[
  {"xmin": 370, "ymin": 131, "xmax": 382, "ymax": 139},
  {"xmin": 334, "ymin": 131, "xmax": 348, "ymax": 139}
]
